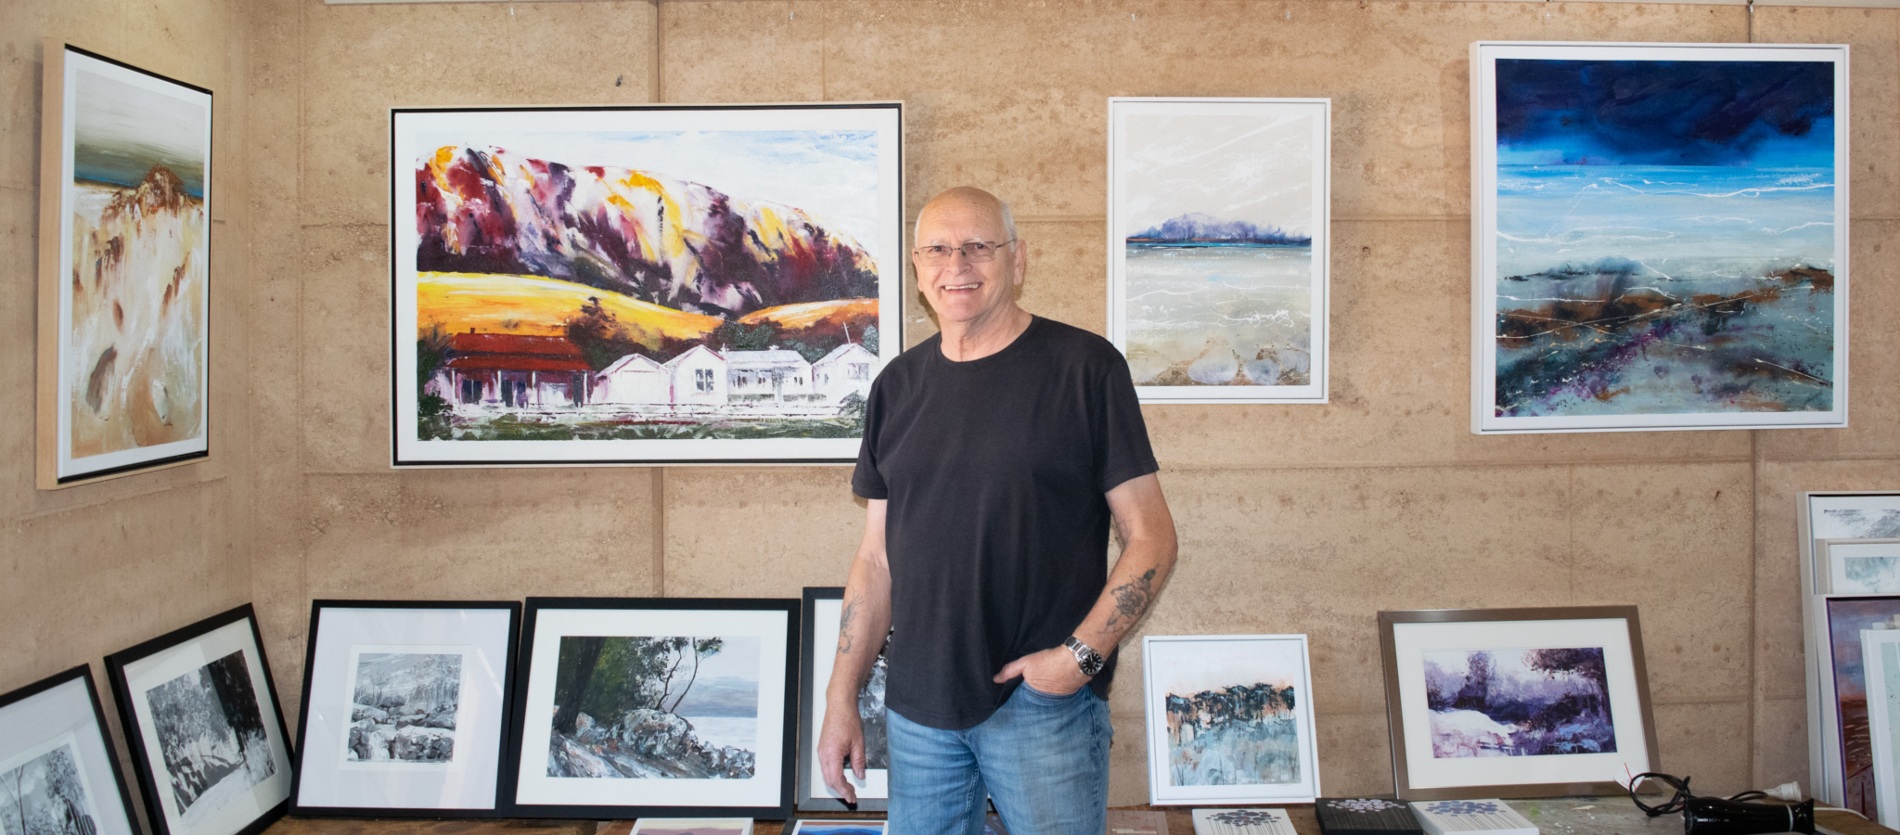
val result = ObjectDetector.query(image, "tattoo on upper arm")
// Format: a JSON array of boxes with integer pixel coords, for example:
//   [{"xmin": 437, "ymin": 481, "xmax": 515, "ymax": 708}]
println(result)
[
  {"xmin": 1105, "ymin": 568, "xmax": 1158, "ymax": 632},
  {"xmin": 1111, "ymin": 514, "xmax": 1130, "ymax": 550},
  {"xmin": 837, "ymin": 596, "xmax": 860, "ymax": 654}
]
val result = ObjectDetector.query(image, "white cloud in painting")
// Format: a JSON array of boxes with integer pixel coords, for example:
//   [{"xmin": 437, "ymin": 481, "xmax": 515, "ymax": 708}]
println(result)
[{"xmin": 1120, "ymin": 110, "xmax": 1315, "ymax": 238}]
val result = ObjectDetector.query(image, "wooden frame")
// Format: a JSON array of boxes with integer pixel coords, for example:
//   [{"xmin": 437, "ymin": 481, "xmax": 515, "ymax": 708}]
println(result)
[
  {"xmin": 1141, "ymin": 634, "xmax": 1320, "ymax": 805},
  {"xmin": 0, "ymin": 665, "xmax": 142, "ymax": 835},
  {"xmin": 37, "ymin": 41, "xmax": 212, "ymax": 487},
  {"xmin": 103, "ymin": 605, "xmax": 293, "ymax": 835},
  {"xmin": 504, "ymin": 597, "xmax": 798, "ymax": 820},
  {"xmin": 1377, "ymin": 606, "xmax": 1658, "ymax": 800},
  {"xmin": 1470, "ymin": 41, "xmax": 1848, "ymax": 433},
  {"xmin": 390, "ymin": 103, "xmax": 903, "ymax": 467},
  {"xmin": 1107, "ymin": 97, "xmax": 1330, "ymax": 404},
  {"xmin": 289, "ymin": 600, "xmax": 522, "ymax": 817},
  {"xmin": 796, "ymin": 587, "xmax": 889, "ymax": 812}
]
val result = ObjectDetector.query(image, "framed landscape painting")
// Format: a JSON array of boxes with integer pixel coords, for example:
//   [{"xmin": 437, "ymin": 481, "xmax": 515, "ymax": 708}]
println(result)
[
  {"xmin": 1108, "ymin": 97, "xmax": 1330, "ymax": 404},
  {"xmin": 390, "ymin": 104, "xmax": 903, "ymax": 466},
  {"xmin": 0, "ymin": 666, "xmax": 141, "ymax": 835},
  {"xmin": 1862, "ymin": 627, "xmax": 1900, "ymax": 829},
  {"xmin": 1801, "ymin": 491, "xmax": 1900, "ymax": 806},
  {"xmin": 1814, "ymin": 594, "xmax": 1900, "ymax": 820},
  {"xmin": 504, "ymin": 598, "xmax": 797, "ymax": 820},
  {"xmin": 797, "ymin": 588, "xmax": 889, "ymax": 811},
  {"xmin": 1142, "ymin": 634, "xmax": 1320, "ymax": 805},
  {"xmin": 290, "ymin": 600, "xmax": 521, "ymax": 816},
  {"xmin": 104, "ymin": 605, "xmax": 294, "ymax": 835},
  {"xmin": 1377, "ymin": 606, "xmax": 1658, "ymax": 800},
  {"xmin": 1824, "ymin": 540, "xmax": 1900, "ymax": 595},
  {"xmin": 37, "ymin": 42, "xmax": 212, "ymax": 487},
  {"xmin": 1470, "ymin": 42, "xmax": 1848, "ymax": 433}
]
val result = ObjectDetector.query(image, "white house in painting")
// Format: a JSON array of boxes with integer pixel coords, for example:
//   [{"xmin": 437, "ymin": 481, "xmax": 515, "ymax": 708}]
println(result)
[
  {"xmin": 812, "ymin": 342, "xmax": 876, "ymax": 402},
  {"xmin": 662, "ymin": 344, "xmax": 728, "ymax": 406},
  {"xmin": 725, "ymin": 349, "xmax": 813, "ymax": 401},
  {"xmin": 592, "ymin": 353, "xmax": 668, "ymax": 405}
]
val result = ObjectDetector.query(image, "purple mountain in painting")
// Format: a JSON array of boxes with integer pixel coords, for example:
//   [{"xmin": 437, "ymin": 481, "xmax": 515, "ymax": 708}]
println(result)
[
  {"xmin": 1128, "ymin": 212, "xmax": 1310, "ymax": 246},
  {"xmin": 416, "ymin": 145, "xmax": 878, "ymax": 319}
]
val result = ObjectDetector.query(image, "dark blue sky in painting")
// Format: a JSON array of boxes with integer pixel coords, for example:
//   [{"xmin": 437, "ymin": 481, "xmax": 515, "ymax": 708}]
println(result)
[{"xmin": 1496, "ymin": 59, "xmax": 1835, "ymax": 167}]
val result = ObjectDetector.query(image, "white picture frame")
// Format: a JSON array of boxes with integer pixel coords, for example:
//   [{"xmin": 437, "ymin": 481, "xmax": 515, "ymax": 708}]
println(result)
[
  {"xmin": 1142, "ymin": 634, "xmax": 1320, "ymax": 805},
  {"xmin": 1824, "ymin": 539, "xmax": 1900, "ymax": 595},
  {"xmin": 1470, "ymin": 41, "xmax": 1848, "ymax": 434},
  {"xmin": 1800, "ymin": 491, "xmax": 1900, "ymax": 808},
  {"xmin": 1107, "ymin": 97, "xmax": 1330, "ymax": 404}
]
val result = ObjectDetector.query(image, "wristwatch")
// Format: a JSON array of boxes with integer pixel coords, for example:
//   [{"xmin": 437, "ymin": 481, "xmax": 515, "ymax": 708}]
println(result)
[{"xmin": 1064, "ymin": 636, "xmax": 1105, "ymax": 677}]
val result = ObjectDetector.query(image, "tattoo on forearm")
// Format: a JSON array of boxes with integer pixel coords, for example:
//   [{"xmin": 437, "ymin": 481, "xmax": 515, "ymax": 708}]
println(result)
[
  {"xmin": 837, "ymin": 596, "xmax": 860, "ymax": 654},
  {"xmin": 1105, "ymin": 568, "xmax": 1157, "ymax": 631}
]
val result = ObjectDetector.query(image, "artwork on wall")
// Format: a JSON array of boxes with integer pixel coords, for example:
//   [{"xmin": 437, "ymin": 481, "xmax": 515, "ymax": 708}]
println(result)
[
  {"xmin": 1470, "ymin": 42, "xmax": 1849, "ymax": 433},
  {"xmin": 289, "ymin": 600, "xmax": 521, "ymax": 816},
  {"xmin": 103, "ymin": 605, "xmax": 295, "ymax": 835},
  {"xmin": 1141, "ymin": 634, "xmax": 1320, "ymax": 805},
  {"xmin": 0, "ymin": 666, "xmax": 141, "ymax": 835},
  {"xmin": 796, "ymin": 588, "xmax": 889, "ymax": 811},
  {"xmin": 37, "ymin": 42, "xmax": 212, "ymax": 488},
  {"xmin": 1801, "ymin": 491, "xmax": 1900, "ymax": 808},
  {"xmin": 1377, "ymin": 607, "xmax": 1657, "ymax": 800},
  {"xmin": 389, "ymin": 104, "xmax": 904, "ymax": 466},
  {"xmin": 1107, "ymin": 97, "xmax": 1330, "ymax": 404},
  {"xmin": 1861, "ymin": 628, "xmax": 1900, "ymax": 830},
  {"xmin": 504, "ymin": 598, "xmax": 797, "ymax": 820}
]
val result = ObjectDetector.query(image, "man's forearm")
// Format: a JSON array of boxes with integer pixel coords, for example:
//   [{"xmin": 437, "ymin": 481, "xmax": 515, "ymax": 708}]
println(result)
[{"xmin": 1073, "ymin": 473, "xmax": 1178, "ymax": 654}]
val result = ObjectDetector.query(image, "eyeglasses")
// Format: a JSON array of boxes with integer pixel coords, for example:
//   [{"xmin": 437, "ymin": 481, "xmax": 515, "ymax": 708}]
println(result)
[{"xmin": 913, "ymin": 239, "xmax": 1016, "ymax": 265}]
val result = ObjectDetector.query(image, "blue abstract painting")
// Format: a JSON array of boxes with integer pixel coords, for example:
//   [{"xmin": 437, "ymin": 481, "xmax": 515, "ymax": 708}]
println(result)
[
  {"xmin": 1474, "ymin": 44, "xmax": 1847, "ymax": 432},
  {"xmin": 1422, "ymin": 647, "xmax": 1615, "ymax": 759}
]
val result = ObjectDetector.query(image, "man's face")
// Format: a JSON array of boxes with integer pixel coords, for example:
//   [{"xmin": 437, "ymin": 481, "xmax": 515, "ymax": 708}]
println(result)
[{"xmin": 911, "ymin": 197, "xmax": 1025, "ymax": 329}]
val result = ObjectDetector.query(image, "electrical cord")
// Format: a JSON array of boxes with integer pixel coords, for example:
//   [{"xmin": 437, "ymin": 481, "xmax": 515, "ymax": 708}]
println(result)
[
  {"xmin": 1628, "ymin": 772, "xmax": 1816, "ymax": 835},
  {"xmin": 1630, "ymin": 772, "xmax": 1769, "ymax": 815}
]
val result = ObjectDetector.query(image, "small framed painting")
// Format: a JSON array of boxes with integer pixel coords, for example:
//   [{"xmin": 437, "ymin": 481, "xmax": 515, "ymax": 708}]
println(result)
[
  {"xmin": 1377, "ymin": 606, "xmax": 1658, "ymax": 800},
  {"xmin": 1815, "ymin": 594, "xmax": 1900, "ymax": 820},
  {"xmin": 788, "ymin": 821, "xmax": 886, "ymax": 834},
  {"xmin": 1861, "ymin": 628, "xmax": 1900, "ymax": 829},
  {"xmin": 1108, "ymin": 97, "xmax": 1330, "ymax": 404},
  {"xmin": 797, "ymin": 588, "xmax": 889, "ymax": 811},
  {"xmin": 1141, "ymin": 634, "xmax": 1320, "ymax": 805},
  {"xmin": 37, "ymin": 42, "xmax": 212, "ymax": 487},
  {"xmin": 628, "ymin": 819, "xmax": 753, "ymax": 835},
  {"xmin": 0, "ymin": 666, "xmax": 141, "ymax": 835},
  {"xmin": 1823, "ymin": 540, "xmax": 1900, "ymax": 595},
  {"xmin": 289, "ymin": 600, "xmax": 522, "ymax": 816},
  {"xmin": 504, "ymin": 598, "xmax": 798, "ymax": 820},
  {"xmin": 1800, "ymin": 491, "xmax": 1900, "ymax": 806},
  {"xmin": 103, "ymin": 605, "xmax": 295, "ymax": 835}
]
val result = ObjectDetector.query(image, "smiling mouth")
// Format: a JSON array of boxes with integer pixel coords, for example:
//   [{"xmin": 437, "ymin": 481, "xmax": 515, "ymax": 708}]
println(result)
[{"xmin": 943, "ymin": 283, "xmax": 980, "ymax": 291}]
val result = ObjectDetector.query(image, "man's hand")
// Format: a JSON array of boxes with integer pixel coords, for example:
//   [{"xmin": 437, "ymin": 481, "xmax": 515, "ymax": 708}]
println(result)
[
  {"xmin": 816, "ymin": 697, "xmax": 868, "ymax": 805},
  {"xmin": 993, "ymin": 646, "xmax": 1091, "ymax": 696}
]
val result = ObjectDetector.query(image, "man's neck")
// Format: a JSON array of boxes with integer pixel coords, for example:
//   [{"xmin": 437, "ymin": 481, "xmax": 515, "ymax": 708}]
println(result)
[{"xmin": 938, "ymin": 307, "xmax": 1033, "ymax": 362}]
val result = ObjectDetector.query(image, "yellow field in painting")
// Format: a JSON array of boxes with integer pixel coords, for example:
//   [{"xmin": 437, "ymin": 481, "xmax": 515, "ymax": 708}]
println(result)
[
  {"xmin": 738, "ymin": 298, "xmax": 880, "ymax": 330},
  {"xmin": 416, "ymin": 272, "xmax": 721, "ymax": 340}
]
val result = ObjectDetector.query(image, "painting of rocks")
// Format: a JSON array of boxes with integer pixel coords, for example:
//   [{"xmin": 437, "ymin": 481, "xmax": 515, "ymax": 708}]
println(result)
[
  {"xmin": 142, "ymin": 651, "xmax": 275, "ymax": 819},
  {"xmin": 0, "ymin": 743, "xmax": 97, "ymax": 835},
  {"xmin": 547, "ymin": 636, "xmax": 760, "ymax": 779},
  {"xmin": 344, "ymin": 652, "xmax": 461, "ymax": 764},
  {"xmin": 1164, "ymin": 681, "xmax": 1302, "ymax": 786},
  {"xmin": 1423, "ymin": 647, "xmax": 1616, "ymax": 758}
]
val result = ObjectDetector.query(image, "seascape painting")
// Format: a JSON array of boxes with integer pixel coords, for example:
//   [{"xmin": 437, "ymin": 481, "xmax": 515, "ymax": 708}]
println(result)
[
  {"xmin": 1423, "ymin": 647, "xmax": 1615, "ymax": 758},
  {"xmin": 1143, "ymin": 635, "xmax": 1318, "ymax": 804},
  {"xmin": 1109, "ymin": 99, "xmax": 1329, "ymax": 403},
  {"xmin": 547, "ymin": 636, "xmax": 760, "ymax": 780},
  {"xmin": 44, "ymin": 47, "xmax": 211, "ymax": 485},
  {"xmin": 0, "ymin": 741, "xmax": 98, "ymax": 835},
  {"xmin": 391, "ymin": 105, "xmax": 902, "ymax": 465},
  {"xmin": 343, "ymin": 652, "xmax": 462, "ymax": 765},
  {"xmin": 1474, "ymin": 43, "xmax": 1847, "ymax": 432},
  {"xmin": 142, "ymin": 651, "xmax": 276, "ymax": 821},
  {"xmin": 1829, "ymin": 542, "xmax": 1900, "ymax": 595},
  {"xmin": 1825, "ymin": 597, "xmax": 1900, "ymax": 820}
]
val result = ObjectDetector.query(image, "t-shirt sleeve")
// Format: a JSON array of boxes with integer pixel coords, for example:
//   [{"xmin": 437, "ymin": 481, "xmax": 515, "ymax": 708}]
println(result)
[
  {"xmin": 851, "ymin": 376, "xmax": 890, "ymax": 500},
  {"xmin": 1097, "ymin": 348, "xmax": 1160, "ymax": 493}
]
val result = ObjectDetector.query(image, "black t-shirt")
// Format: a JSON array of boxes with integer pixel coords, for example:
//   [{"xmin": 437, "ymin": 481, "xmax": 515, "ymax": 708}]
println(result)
[{"xmin": 852, "ymin": 316, "xmax": 1160, "ymax": 729}]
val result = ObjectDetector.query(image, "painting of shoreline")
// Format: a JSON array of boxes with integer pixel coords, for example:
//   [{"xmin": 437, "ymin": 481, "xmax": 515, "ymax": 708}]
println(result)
[
  {"xmin": 1110, "ymin": 99, "xmax": 1329, "ymax": 403},
  {"xmin": 1476, "ymin": 45, "xmax": 1846, "ymax": 432}
]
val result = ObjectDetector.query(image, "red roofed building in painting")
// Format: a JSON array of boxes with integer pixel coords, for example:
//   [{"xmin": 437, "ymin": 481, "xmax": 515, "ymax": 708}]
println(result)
[{"xmin": 437, "ymin": 331, "xmax": 592, "ymax": 409}]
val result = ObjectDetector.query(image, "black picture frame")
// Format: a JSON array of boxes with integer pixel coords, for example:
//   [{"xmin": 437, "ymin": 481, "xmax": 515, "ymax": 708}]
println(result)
[
  {"xmin": 103, "ymin": 604, "xmax": 293, "ymax": 835},
  {"xmin": 503, "ymin": 597, "xmax": 800, "ymax": 820},
  {"xmin": 0, "ymin": 665, "xmax": 143, "ymax": 835},
  {"xmin": 797, "ymin": 587, "xmax": 889, "ymax": 812},
  {"xmin": 288, "ymin": 599, "xmax": 522, "ymax": 817}
]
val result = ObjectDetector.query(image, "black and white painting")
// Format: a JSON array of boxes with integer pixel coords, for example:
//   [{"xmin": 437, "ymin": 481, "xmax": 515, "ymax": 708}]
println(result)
[
  {"xmin": 0, "ymin": 739, "xmax": 99, "ymax": 835},
  {"xmin": 144, "ymin": 650, "xmax": 276, "ymax": 819},
  {"xmin": 798, "ymin": 589, "xmax": 890, "ymax": 811},
  {"xmin": 344, "ymin": 651, "xmax": 462, "ymax": 765},
  {"xmin": 547, "ymin": 636, "xmax": 760, "ymax": 779}
]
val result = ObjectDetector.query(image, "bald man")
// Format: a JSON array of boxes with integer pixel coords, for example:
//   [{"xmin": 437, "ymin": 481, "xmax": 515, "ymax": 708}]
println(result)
[{"xmin": 817, "ymin": 187, "xmax": 1179, "ymax": 835}]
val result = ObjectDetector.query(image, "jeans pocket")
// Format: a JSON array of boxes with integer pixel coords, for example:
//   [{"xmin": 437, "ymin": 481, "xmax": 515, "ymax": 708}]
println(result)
[{"xmin": 1019, "ymin": 681, "xmax": 1086, "ymax": 702}]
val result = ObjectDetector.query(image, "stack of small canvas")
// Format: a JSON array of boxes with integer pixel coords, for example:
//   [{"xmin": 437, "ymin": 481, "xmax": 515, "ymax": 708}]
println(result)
[
  {"xmin": 1190, "ymin": 808, "xmax": 1297, "ymax": 835},
  {"xmin": 1408, "ymin": 800, "xmax": 1536, "ymax": 835}
]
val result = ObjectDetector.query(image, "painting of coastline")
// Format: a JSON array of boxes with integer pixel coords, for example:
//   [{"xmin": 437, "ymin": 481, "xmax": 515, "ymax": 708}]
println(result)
[
  {"xmin": 391, "ymin": 106, "xmax": 901, "ymax": 465},
  {"xmin": 42, "ymin": 47, "xmax": 211, "ymax": 485},
  {"xmin": 1109, "ymin": 98, "xmax": 1329, "ymax": 403},
  {"xmin": 1474, "ymin": 44, "xmax": 1847, "ymax": 432},
  {"xmin": 1422, "ymin": 647, "xmax": 1615, "ymax": 759},
  {"xmin": 547, "ymin": 636, "xmax": 760, "ymax": 780}
]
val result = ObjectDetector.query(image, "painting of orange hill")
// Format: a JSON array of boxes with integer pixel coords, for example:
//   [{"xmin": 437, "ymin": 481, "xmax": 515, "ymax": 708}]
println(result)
[
  {"xmin": 43, "ymin": 46, "xmax": 212, "ymax": 485},
  {"xmin": 391, "ymin": 105, "xmax": 902, "ymax": 465}
]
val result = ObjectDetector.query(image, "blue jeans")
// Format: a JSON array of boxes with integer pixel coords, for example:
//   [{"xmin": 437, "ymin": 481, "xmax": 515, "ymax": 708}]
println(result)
[{"xmin": 886, "ymin": 683, "xmax": 1111, "ymax": 835}]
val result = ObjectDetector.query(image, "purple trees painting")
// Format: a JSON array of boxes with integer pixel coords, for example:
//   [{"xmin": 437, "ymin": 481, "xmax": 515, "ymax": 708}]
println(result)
[{"xmin": 1422, "ymin": 647, "xmax": 1615, "ymax": 759}]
